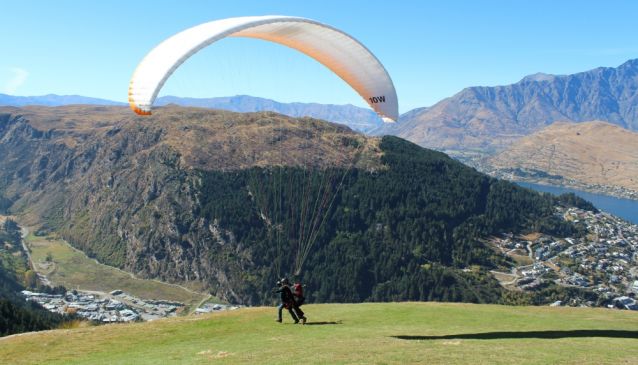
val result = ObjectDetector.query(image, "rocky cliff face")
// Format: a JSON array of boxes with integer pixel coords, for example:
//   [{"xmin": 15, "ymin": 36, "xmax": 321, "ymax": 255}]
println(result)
[{"xmin": 380, "ymin": 59, "xmax": 638, "ymax": 153}]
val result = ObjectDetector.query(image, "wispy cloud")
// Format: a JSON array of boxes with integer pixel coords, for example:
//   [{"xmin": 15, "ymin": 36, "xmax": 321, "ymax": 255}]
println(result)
[{"xmin": 2, "ymin": 67, "xmax": 29, "ymax": 94}]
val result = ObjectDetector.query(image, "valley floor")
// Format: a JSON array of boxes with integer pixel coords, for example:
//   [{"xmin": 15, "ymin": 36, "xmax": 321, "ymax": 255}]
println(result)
[
  {"xmin": 23, "ymin": 229, "xmax": 209, "ymax": 311},
  {"xmin": 1, "ymin": 302, "xmax": 637, "ymax": 365}
]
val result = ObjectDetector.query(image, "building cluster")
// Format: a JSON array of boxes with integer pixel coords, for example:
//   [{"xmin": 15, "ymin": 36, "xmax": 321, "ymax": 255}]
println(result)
[
  {"xmin": 490, "ymin": 207, "xmax": 638, "ymax": 309},
  {"xmin": 21, "ymin": 289, "xmax": 183, "ymax": 322}
]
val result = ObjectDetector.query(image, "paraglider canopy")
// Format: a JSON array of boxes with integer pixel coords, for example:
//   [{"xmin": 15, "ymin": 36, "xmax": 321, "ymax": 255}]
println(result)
[{"xmin": 128, "ymin": 15, "xmax": 398, "ymax": 121}]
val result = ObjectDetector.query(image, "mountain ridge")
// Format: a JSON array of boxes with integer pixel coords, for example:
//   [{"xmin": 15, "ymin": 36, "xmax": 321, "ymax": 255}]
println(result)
[
  {"xmin": 0, "ymin": 93, "xmax": 125, "ymax": 107},
  {"xmin": 155, "ymin": 95, "xmax": 384, "ymax": 133},
  {"xmin": 0, "ymin": 94, "xmax": 383, "ymax": 133},
  {"xmin": 379, "ymin": 58, "xmax": 638, "ymax": 153}
]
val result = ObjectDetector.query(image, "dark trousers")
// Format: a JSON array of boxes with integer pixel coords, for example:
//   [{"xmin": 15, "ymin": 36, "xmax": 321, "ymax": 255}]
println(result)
[
  {"xmin": 292, "ymin": 302, "xmax": 304, "ymax": 318},
  {"xmin": 278, "ymin": 303, "xmax": 298, "ymax": 322}
]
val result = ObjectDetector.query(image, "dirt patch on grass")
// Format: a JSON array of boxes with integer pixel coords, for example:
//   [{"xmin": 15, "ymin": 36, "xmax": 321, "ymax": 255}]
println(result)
[{"xmin": 197, "ymin": 350, "xmax": 233, "ymax": 359}]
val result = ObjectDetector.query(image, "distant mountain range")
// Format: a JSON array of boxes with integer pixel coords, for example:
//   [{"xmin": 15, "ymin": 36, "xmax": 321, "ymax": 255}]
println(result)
[
  {"xmin": 155, "ymin": 95, "xmax": 384, "ymax": 133},
  {"xmin": 378, "ymin": 58, "xmax": 638, "ymax": 153},
  {"xmin": 0, "ymin": 93, "xmax": 383, "ymax": 133},
  {"xmin": 0, "ymin": 93, "xmax": 124, "ymax": 107}
]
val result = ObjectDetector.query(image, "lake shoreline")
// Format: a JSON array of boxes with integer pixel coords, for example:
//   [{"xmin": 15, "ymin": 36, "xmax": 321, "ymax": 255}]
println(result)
[
  {"xmin": 501, "ymin": 176, "xmax": 638, "ymax": 202},
  {"xmin": 515, "ymin": 181, "xmax": 638, "ymax": 225}
]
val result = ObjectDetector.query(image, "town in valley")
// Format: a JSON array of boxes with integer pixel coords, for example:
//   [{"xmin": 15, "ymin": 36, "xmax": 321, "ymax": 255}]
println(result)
[{"xmin": 489, "ymin": 206, "xmax": 638, "ymax": 310}]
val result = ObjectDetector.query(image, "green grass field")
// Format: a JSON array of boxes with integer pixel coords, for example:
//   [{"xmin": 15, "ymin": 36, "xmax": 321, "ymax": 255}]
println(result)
[
  {"xmin": 1, "ymin": 302, "xmax": 637, "ymax": 364},
  {"xmin": 25, "ymin": 232, "xmax": 208, "ymax": 307}
]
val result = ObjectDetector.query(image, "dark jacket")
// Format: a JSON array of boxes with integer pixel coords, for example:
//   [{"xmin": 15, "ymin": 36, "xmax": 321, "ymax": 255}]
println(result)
[{"xmin": 276, "ymin": 285, "xmax": 295, "ymax": 305}]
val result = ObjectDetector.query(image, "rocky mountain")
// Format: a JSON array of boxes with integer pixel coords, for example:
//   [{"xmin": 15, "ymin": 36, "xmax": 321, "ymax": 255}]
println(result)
[
  {"xmin": 0, "ymin": 105, "xmax": 584, "ymax": 305},
  {"xmin": 156, "ymin": 95, "xmax": 384, "ymax": 133},
  {"xmin": 379, "ymin": 59, "xmax": 638, "ymax": 153},
  {"xmin": 486, "ymin": 121, "xmax": 638, "ymax": 194}
]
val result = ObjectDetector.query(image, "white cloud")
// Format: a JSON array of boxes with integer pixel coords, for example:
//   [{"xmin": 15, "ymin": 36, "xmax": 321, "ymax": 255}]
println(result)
[{"xmin": 2, "ymin": 67, "xmax": 29, "ymax": 94}]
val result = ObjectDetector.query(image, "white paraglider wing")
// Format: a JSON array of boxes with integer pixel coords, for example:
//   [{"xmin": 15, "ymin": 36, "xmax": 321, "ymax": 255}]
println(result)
[{"xmin": 128, "ymin": 16, "xmax": 398, "ymax": 121}]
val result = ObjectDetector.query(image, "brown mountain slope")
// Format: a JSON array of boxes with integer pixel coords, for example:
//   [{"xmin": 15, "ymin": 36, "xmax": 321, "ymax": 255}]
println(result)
[
  {"xmin": 488, "ymin": 121, "xmax": 638, "ymax": 193},
  {"xmin": 0, "ymin": 105, "xmax": 380, "ymax": 171}
]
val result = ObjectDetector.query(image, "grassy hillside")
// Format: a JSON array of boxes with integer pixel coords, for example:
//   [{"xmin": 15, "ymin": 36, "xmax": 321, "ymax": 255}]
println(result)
[
  {"xmin": 1, "ymin": 302, "xmax": 637, "ymax": 364},
  {"xmin": 25, "ymin": 231, "xmax": 208, "ymax": 307}
]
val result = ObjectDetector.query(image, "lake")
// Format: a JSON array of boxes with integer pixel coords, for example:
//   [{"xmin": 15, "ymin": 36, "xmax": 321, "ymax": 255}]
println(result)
[{"xmin": 516, "ymin": 182, "xmax": 638, "ymax": 225}]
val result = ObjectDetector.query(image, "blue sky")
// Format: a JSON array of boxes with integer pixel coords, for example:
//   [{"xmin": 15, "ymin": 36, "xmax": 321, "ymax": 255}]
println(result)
[{"xmin": 1, "ymin": 0, "xmax": 637, "ymax": 112}]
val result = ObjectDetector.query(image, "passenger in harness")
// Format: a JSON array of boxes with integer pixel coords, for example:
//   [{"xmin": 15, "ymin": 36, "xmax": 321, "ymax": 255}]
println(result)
[{"xmin": 293, "ymin": 281, "xmax": 305, "ymax": 307}]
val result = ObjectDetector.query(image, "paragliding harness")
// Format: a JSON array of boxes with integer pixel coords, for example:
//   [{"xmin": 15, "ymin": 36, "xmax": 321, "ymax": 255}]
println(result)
[{"xmin": 293, "ymin": 282, "xmax": 305, "ymax": 307}]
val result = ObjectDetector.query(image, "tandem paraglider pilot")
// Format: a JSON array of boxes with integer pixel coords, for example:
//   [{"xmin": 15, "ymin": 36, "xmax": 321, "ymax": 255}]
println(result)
[{"xmin": 274, "ymin": 278, "xmax": 306, "ymax": 324}]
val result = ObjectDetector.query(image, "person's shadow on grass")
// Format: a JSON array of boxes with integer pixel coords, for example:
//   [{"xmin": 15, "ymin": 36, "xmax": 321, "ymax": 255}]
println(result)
[
  {"xmin": 392, "ymin": 330, "xmax": 638, "ymax": 340},
  {"xmin": 303, "ymin": 321, "xmax": 342, "ymax": 326}
]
